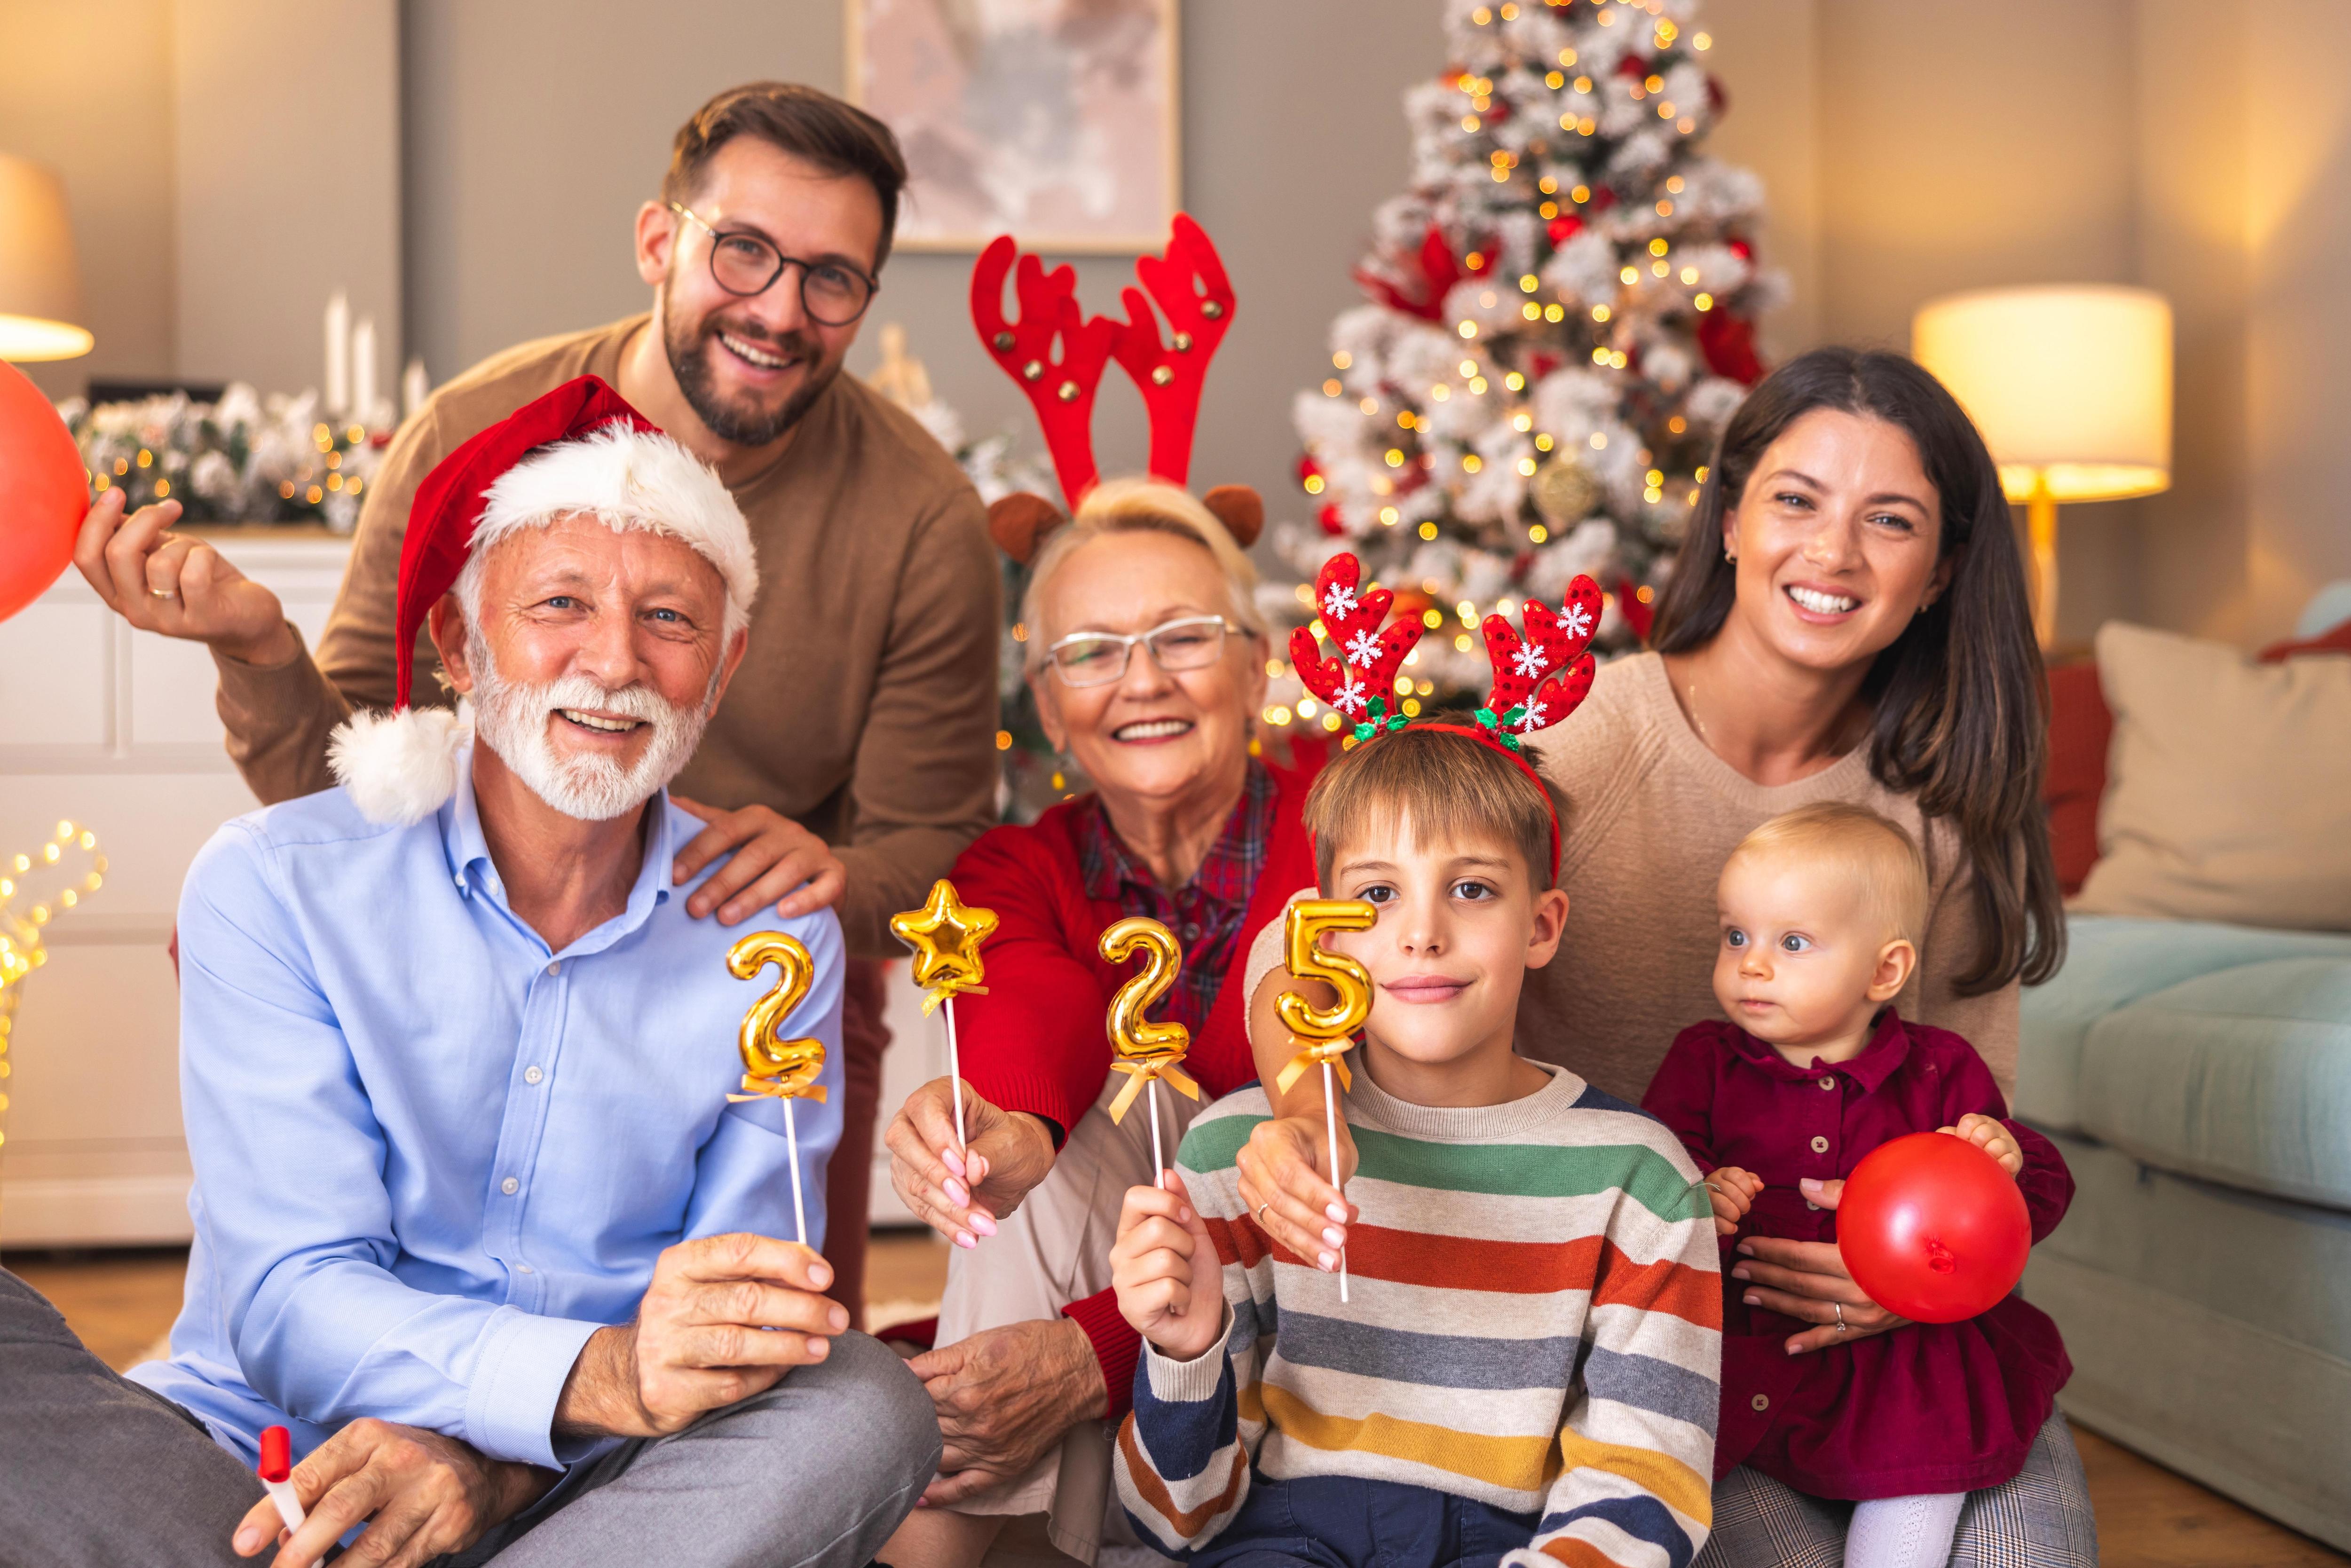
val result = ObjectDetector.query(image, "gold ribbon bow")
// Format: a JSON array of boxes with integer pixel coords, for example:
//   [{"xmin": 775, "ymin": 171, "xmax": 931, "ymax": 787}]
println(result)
[
  {"xmin": 1108, "ymin": 1052, "xmax": 1202, "ymax": 1125},
  {"xmin": 1275, "ymin": 1037, "xmax": 1356, "ymax": 1096}
]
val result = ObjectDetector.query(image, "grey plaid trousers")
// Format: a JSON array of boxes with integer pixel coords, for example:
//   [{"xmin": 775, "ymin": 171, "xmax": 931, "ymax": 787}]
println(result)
[{"xmin": 1694, "ymin": 1410, "xmax": 2099, "ymax": 1568}]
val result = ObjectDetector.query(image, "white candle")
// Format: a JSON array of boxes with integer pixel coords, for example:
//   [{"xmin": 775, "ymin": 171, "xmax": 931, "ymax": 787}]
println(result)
[
  {"xmin": 323, "ymin": 292, "xmax": 349, "ymax": 417},
  {"xmin": 401, "ymin": 357, "xmax": 430, "ymax": 421},
  {"xmin": 350, "ymin": 317, "xmax": 378, "ymax": 432}
]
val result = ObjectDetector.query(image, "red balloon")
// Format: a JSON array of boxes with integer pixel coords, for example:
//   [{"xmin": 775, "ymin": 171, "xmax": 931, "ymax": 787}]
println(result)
[
  {"xmin": 0, "ymin": 358, "xmax": 89, "ymax": 624},
  {"xmin": 1838, "ymin": 1131, "xmax": 2031, "ymax": 1324}
]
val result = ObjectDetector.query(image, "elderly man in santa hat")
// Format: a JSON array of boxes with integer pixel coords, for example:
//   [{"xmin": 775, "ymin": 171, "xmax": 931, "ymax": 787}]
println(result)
[{"xmin": 22, "ymin": 377, "xmax": 934, "ymax": 1567}]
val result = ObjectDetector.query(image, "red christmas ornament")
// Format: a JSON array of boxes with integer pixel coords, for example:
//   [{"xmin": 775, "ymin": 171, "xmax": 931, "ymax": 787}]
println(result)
[
  {"xmin": 1727, "ymin": 237, "xmax": 1754, "ymax": 262},
  {"xmin": 1317, "ymin": 502, "xmax": 1346, "ymax": 536},
  {"xmin": 1697, "ymin": 308, "xmax": 1765, "ymax": 386},
  {"xmin": 0, "ymin": 359, "xmax": 93, "ymax": 625},
  {"xmin": 1546, "ymin": 214, "xmax": 1585, "ymax": 245},
  {"xmin": 1589, "ymin": 186, "xmax": 1619, "ymax": 213},
  {"xmin": 1838, "ymin": 1132, "xmax": 2031, "ymax": 1324}
]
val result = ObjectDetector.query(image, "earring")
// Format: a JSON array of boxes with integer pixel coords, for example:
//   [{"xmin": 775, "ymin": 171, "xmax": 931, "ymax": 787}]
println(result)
[
  {"xmin": 1049, "ymin": 748, "xmax": 1071, "ymax": 793},
  {"xmin": 1725, "ymin": 548, "xmax": 1737, "ymax": 564}
]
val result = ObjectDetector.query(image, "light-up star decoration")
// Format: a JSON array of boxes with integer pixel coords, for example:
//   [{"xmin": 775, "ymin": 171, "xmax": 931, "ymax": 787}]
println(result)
[{"xmin": 890, "ymin": 879, "xmax": 1000, "ymax": 1014}]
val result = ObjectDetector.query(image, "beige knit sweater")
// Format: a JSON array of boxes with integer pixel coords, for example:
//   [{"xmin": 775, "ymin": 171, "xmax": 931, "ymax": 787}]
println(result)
[{"xmin": 1246, "ymin": 652, "xmax": 2018, "ymax": 1106}]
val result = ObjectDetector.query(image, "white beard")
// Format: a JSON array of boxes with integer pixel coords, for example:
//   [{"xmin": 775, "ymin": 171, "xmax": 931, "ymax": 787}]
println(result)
[{"xmin": 465, "ymin": 630, "xmax": 711, "ymax": 821}]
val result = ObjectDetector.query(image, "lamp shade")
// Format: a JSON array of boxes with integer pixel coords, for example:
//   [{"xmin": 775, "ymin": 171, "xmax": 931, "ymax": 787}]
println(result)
[
  {"xmin": 0, "ymin": 155, "xmax": 93, "ymax": 362},
  {"xmin": 1911, "ymin": 285, "xmax": 2170, "ymax": 504}
]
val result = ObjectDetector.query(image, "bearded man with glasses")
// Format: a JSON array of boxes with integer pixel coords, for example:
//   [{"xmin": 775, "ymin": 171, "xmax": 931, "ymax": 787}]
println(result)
[{"xmin": 72, "ymin": 82, "xmax": 1000, "ymax": 1328}]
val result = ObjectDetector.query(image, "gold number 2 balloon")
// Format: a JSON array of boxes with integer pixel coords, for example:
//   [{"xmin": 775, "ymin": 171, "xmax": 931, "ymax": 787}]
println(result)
[
  {"xmin": 727, "ymin": 932, "xmax": 828, "ymax": 1103},
  {"xmin": 1099, "ymin": 916, "xmax": 1202, "ymax": 1128},
  {"xmin": 726, "ymin": 930, "xmax": 828, "ymax": 1248}
]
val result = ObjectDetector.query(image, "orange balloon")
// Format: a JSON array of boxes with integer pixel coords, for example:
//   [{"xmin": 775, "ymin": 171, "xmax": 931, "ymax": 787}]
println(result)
[{"xmin": 0, "ymin": 359, "xmax": 88, "ymax": 624}]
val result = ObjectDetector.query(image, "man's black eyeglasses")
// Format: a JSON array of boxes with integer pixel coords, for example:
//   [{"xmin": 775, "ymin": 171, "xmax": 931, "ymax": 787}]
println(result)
[{"xmin": 669, "ymin": 202, "xmax": 878, "ymax": 328}]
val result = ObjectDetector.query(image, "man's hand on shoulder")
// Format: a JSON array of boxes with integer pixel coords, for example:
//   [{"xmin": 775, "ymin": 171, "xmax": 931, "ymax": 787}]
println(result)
[
  {"xmin": 232, "ymin": 1418, "xmax": 550, "ymax": 1568},
  {"xmin": 72, "ymin": 491, "xmax": 297, "ymax": 666},
  {"xmin": 555, "ymin": 1232, "xmax": 845, "ymax": 1438},
  {"xmin": 670, "ymin": 797, "xmax": 846, "ymax": 923}
]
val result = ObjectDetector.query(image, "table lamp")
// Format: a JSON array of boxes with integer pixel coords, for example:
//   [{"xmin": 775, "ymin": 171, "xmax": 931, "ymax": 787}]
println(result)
[
  {"xmin": 0, "ymin": 154, "xmax": 94, "ymax": 362},
  {"xmin": 1912, "ymin": 285, "xmax": 2171, "ymax": 649}
]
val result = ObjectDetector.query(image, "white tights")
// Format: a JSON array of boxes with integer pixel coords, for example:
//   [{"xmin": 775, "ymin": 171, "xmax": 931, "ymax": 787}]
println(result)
[{"xmin": 1844, "ymin": 1491, "xmax": 1965, "ymax": 1568}]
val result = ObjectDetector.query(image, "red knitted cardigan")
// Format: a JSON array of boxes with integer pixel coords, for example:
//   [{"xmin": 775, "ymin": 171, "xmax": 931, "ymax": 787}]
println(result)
[{"xmin": 945, "ymin": 741, "xmax": 1326, "ymax": 1415}]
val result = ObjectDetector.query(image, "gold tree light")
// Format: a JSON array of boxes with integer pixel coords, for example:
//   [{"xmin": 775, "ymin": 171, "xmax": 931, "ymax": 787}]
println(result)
[{"xmin": 0, "ymin": 819, "xmax": 106, "ymax": 1224}]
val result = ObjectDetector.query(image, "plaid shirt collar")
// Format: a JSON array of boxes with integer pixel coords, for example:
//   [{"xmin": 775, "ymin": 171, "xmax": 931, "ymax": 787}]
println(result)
[{"xmin": 1079, "ymin": 757, "xmax": 1274, "ymax": 911}]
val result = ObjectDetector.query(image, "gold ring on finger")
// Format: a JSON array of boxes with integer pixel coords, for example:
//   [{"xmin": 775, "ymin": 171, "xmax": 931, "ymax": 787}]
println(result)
[{"xmin": 149, "ymin": 585, "xmax": 177, "ymax": 599}]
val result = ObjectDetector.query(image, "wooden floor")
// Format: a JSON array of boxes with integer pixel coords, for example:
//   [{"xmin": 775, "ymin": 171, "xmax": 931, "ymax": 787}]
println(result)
[{"xmin": 8, "ymin": 1238, "xmax": 2343, "ymax": 1568}]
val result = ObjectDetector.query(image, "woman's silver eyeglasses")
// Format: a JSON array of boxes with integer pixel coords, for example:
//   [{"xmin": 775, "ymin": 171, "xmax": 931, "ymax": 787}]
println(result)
[
  {"xmin": 669, "ymin": 202, "xmax": 878, "ymax": 327},
  {"xmin": 1045, "ymin": 615, "xmax": 1239, "ymax": 688}
]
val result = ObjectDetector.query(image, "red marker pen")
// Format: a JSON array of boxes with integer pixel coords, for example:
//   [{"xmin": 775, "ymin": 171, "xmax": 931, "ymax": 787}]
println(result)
[{"xmin": 256, "ymin": 1426, "xmax": 320, "ymax": 1567}]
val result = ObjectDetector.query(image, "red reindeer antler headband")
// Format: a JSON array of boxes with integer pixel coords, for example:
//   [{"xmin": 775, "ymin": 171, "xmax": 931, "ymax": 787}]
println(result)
[
  {"xmin": 1289, "ymin": 553, "xmax": 1603, "ymax": 882},
  {"xmin": 970, "ymin": 214, "xmax": 1239, "ymax": 514}
]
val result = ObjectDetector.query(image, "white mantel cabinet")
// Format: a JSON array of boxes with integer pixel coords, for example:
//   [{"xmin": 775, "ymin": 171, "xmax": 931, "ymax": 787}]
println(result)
[{"xmin": 0, "ymin": 530, "xmax": 350, "ymax": 1247}]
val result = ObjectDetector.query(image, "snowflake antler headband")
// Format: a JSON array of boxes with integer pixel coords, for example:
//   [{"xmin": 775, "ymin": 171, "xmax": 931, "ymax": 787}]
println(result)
[
  {"xmin": 970, "ymin": 215, "xmax": 1261, "ymax": 563},
  {"xmin": 1290, "ymin": 552, "xmax": 1602, "ymax": 881}
]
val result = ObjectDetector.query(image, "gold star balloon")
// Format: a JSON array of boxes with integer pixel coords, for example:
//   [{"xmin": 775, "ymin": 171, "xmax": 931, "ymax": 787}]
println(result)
[
  {"xmin": 890, "ymin": 879, "xmax": 1000, "ymax": 1157},
  {"xmin": 890, "ymin": 879, "xmax": 999, "ymax": 1014}
]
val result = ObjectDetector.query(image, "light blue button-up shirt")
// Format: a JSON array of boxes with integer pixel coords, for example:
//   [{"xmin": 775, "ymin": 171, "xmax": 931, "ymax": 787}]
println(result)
[{"xmin": 129, "ymin": 743, "xmax": 844, "ymax": 1471}]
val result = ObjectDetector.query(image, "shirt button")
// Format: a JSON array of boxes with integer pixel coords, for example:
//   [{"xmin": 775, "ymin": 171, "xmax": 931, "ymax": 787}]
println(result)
[
  {"xmin": 545, "ymin": 961, "xmax": 560, "ymax": 977},
  {"xmin": 1181, "ymin": 922, "xmax": 1202, "ymax": 943},
  {"xmin": 524, "ymin": 1066, "xmax": 544, "ymax": 1085},
  {"xmin": 500, "ymin": 1177, "xmax": 520, "ymax": 1196},
  {"xmin": 1806, "ymin": 1200, "xmax": 1821, "ymax": 1211},
  {"xmin": 1819, "ymin": 1076, "xmax": 1836, "ymax": 1091},
  {"xmin": 1810, "ymin": 1135, "xmax": 1830, "ymax": 1154},
  {"xmin": 1750, "ymin": 1394, "xmax": 1770, "ymax": 1412}
]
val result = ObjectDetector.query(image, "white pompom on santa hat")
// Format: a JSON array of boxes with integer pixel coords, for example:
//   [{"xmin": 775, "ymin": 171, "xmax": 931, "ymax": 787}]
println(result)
[{"xmin": 328, "ymin": 374, "xmax": 757, "ymax": 826}]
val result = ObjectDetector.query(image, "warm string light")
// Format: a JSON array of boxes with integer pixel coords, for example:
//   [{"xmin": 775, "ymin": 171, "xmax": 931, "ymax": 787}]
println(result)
[{"xmin": 0, "ymin": 820, "xmax": 106, "ymax": 1168}]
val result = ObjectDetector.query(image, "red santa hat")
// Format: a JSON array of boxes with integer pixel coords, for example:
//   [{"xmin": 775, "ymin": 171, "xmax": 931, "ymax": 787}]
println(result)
[{"xmin": 328, "ymin": 374, "xmax": 757, "ymax": 825}]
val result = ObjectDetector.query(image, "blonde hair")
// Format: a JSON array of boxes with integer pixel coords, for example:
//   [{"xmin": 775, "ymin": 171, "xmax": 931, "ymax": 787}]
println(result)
[
  {"xmin": 1729, "ymin": 802, "xmax": 1929, "ymax": 944},
  {"xmin": 1020, "ymin": 477, "xmax": 1266, "ymax": 673},
  {"xmin": 1302, "ymin": 720, "xmax": 1561, "ymax": 891}
]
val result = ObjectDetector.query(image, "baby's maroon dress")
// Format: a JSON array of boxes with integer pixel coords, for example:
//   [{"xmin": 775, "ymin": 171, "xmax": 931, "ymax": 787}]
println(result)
[{"xmin": 1643, "ymin": 1009, "xmax": 2074, "ymax": 1499}]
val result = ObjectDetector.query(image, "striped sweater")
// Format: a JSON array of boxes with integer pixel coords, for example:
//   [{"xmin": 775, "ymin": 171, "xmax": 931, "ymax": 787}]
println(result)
[{"xmin": 1113, "ymin": 1064, "xmax": 1721, "ymax": 1568}]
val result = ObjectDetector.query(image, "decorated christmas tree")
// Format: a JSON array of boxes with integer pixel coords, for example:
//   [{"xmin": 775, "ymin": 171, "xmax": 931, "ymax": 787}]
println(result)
[{"xmin": 1269, "ymin": 0, "xmax": 1783, "ymax": 729}]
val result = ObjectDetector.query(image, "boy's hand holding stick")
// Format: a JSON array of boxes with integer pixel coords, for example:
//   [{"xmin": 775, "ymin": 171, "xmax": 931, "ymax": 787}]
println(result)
[{"xmin": 1111, "ymin": 1171, "xmax": 1226, "ymax": 1362}]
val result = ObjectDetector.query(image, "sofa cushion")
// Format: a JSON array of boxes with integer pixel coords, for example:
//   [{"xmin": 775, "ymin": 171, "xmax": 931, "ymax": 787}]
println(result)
[
  {"xmin": 2018, "ymin": 915, "xmax": 2351, "ymax": 1133},
  {"xmin": 2078, "ymin": 957, "xmax": 2351, "ymax": 1211},
  {"xmin": 2074, "ymin": 622, "xmax": 2351, "ymax": 930}
]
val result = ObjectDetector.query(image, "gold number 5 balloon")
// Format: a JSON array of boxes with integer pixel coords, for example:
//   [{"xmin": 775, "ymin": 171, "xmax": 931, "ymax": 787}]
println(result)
[
  {"xmin": 1273, "ymin": 897, "xmax": 1377, "ymax": 1305},
  {"xmin": 1275, "ymin": 899, "xmax": 1376, "ymax": 1089}
]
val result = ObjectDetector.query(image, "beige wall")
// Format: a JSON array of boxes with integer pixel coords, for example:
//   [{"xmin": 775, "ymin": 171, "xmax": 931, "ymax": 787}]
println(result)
[
  {"xmin": 0, "ymin": 0, "xmax": 178, "ymax": 402},
  {"xmin": 174, "ymin": 0, "xmax": 402, "ymax": 398}
]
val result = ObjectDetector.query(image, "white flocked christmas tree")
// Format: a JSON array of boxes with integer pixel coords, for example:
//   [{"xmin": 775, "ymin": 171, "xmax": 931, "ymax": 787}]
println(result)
[{"xmin": 1268, "ymin": 0, "xmax": 1785, "ymax": 729}]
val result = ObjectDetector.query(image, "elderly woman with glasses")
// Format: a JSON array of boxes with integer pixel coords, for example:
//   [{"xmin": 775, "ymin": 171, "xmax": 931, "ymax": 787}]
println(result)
[{"xmin": 879, "ymin": 478, "xmax": 1329, "ymax": 1568}]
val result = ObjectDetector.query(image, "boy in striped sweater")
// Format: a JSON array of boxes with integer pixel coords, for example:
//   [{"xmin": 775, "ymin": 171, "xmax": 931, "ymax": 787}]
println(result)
[{"xmin": 1108, "ymin": 720, "xmax": 1721, "ymax": 1568}]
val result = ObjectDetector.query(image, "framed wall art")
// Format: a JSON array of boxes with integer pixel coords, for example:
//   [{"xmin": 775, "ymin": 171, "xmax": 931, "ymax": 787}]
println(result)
[{"xmin": 846, "ymin": 0, "xmax": 1180, "ymax": 252}]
